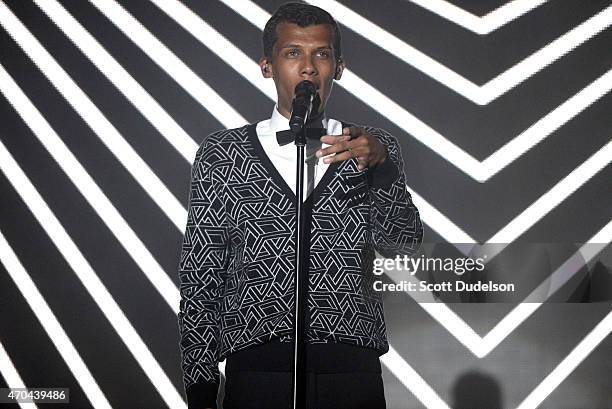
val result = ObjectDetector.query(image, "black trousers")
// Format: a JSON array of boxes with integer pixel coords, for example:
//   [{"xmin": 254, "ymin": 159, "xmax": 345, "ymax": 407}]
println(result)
[
  {"xmin": 222, "ymin": 339, "xmax": 387, "ymax": 409},
  {"xmin": 223, "ymin": 369, "xmax": 386, "ymax": 409}
]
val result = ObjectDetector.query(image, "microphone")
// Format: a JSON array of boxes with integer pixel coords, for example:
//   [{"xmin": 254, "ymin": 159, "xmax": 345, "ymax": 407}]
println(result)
[{"xmin": 289, "ymin": 80, "xmax": 317, "ymax": 135}]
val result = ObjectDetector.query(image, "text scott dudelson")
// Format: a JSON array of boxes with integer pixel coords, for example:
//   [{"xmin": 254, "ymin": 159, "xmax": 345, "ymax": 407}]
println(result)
[{"xmin": 373, "ymin": 280, "xmax": 515, "ymax": 292}]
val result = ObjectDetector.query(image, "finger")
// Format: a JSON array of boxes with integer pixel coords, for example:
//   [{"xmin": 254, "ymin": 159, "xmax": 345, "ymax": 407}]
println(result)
[
  {"xmin": 322, "ymin": 144, "xmax": 366, "ymax": 164},
  {"xmin": 317, "ymin": 138, "xmax": 356, "ymax": 158},
  {"xmin": 322, "ymin": 149, "xmax": 354, "ymax": 164},
  {"xmin": 319, "ymin": 134, "xmax": 350, "ymax": 145},
  {"xmin": 318, "ymin": 143, "xmax": 348, "ymax": 159}
]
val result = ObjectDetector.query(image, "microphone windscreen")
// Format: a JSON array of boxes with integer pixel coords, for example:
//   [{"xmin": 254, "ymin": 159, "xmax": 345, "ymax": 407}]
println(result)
[{"xmin": 294, "ymin": 80, "xmax": 316, "ymax": 97}]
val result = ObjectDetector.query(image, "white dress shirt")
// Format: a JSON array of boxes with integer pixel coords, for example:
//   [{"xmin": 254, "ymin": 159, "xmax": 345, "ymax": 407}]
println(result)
[{"xmin": 256, "ymin": 106, "xmax": 344, "ymax": 200}]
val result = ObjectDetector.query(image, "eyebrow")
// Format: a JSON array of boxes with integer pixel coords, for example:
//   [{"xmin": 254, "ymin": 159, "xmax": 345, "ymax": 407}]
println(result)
[{"xmin": 281, "ymin": 44, "xmax": 332, "ymax": 49}]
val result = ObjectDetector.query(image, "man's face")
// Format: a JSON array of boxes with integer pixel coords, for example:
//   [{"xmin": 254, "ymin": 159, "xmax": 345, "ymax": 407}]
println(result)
[{"xmin": 260, "ymin": 22, "xmax": 344, "ymax": 119}]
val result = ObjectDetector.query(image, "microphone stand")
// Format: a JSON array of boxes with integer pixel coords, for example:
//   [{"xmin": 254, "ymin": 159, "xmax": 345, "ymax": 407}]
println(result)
[{"xmin": 291, "ymin": 116, "xmax": 309, "ymax": 409}]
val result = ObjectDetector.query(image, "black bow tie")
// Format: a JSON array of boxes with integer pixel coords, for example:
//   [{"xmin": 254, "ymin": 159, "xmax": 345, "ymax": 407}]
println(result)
[{"xmin": 276, "ymin": 128, "xmax": 327, "ymax": 146}]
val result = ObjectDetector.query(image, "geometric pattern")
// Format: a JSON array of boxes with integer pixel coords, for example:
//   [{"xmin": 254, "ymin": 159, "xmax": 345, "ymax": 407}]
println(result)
[{"xmin": 178, "ymin": 122, "xmax": 423, "ymax": 390}]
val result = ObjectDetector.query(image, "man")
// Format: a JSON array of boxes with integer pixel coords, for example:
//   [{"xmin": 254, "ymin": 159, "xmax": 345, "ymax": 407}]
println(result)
[{"xmin": 177, "ymin": 3, "xmax": 423, "ymax": 408}]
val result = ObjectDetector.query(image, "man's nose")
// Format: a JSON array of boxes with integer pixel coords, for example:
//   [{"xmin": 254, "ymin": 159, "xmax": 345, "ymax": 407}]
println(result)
[{"xmin": 300, "ymin": 56, "xmax": 317, "ymax": 76}]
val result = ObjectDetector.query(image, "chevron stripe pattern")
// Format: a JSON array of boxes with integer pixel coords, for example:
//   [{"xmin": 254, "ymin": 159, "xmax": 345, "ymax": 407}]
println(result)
[{"xmin": 0, "ymin": 0, "xmax": 610, "ymax": 408}]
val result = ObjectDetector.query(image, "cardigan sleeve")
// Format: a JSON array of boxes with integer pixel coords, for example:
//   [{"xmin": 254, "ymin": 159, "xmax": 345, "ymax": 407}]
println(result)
[
  {"xmin": 178, "ymin": 140, "xmax": 228, "ymax": 409},
  {"xmin": 364, "ymin": 126, "xmax": 424, "ymax": 258}
]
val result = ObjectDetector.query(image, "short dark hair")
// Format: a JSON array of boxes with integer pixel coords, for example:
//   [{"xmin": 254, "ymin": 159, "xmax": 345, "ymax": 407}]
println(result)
[{"xmin": 262, "ymin": 2, "xmax": 342, "ymax": 62}]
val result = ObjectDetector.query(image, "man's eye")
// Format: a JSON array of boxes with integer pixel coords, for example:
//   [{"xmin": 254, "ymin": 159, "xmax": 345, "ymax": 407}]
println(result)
[
  {"xmin": 287, "ymin": 50, "xmax": 299, "ymax": 57},
  {"xmin": 317, "ymin": 50, "xmax": 330, "ymax": 58}
]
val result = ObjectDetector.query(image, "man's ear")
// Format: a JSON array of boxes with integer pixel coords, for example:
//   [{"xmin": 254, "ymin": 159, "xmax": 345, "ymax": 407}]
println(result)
[
  {"xmin": 334, "ymin": 58, "xmax": 345, "ymax": 80},
  {"xmin": 259, "ymin": 57, "xmax": 273, "ymax": 78}
]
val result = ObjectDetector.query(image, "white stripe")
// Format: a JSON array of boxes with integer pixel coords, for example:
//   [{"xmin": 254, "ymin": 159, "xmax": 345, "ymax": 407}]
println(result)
[
  {"xmin": 0, "ymin": 230, "xmax": 112, "ymax": 409},
  {"xmin": 408, "ymin": 189, "xmax": 475, "ymax": 244},
  {"xmin": 0, "ymin": 1, "xmax": 186, "ymax": 231},
  {"xmin": 0, "ymin": 140, "xmax": 185, "ymax": 409},
  {"xmin": 87, "ymin": 0, "xmax": 247, "ymax": 129},
  {"xmin": 408, "ymin": 0, "xmax": 548, "ymax": 35},
  {"xmin": 308, "ymin": 0, "xmax": 612, "ymax": 105},
  {"xmin": 148, "ymin": 0, "xmax": 276, "ymax": 100},
  {"xmin": 382, "ymin": 346, "xmax": 450, "ymax": 409},
  {"xmin": 482, "ymin": 69, "xmax": 612, "ymax": 180},
  {"xmin": 489, "ymin": 138, "xmax": 612, "ymax": 244},
  {"xmin": 0, "ymin": 64, "xmax": 179, "ymax": 313},
  {"xmin": 418, "ymin": 303, "xmax": 485, "ymax": 354},
  {"xmin": 0, "ymin": 340, "xmax": 38, "ymax": 409},
  {"xmin": 32, "ymin": 0, "xmax": 197, "ymax": 162},
  {"xmin": 486, "ymin": 5, "xmax": 612, "ymax": 104},
  {"xmin": 218, "ymin": 0, "xmax": 269, "ymax": 27},
  {"xmin": 583, "ymin": 218, "xmax": 612, "ymax": 251},
  {"xmin": 516, "ymin": 310, "xmax": 612, "ymax": 409}
]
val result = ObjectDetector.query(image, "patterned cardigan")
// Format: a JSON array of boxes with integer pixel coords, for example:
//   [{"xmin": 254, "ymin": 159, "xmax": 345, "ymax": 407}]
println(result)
[{"xmin": 178, "ymin": 121, "xmax": 423, "ymax": 408}]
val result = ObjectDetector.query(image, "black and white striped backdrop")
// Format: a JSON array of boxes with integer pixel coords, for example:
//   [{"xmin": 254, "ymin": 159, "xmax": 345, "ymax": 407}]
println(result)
[{"xmin": 0, "ymin": 0, "xmax": 611, "ymax": 408}]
